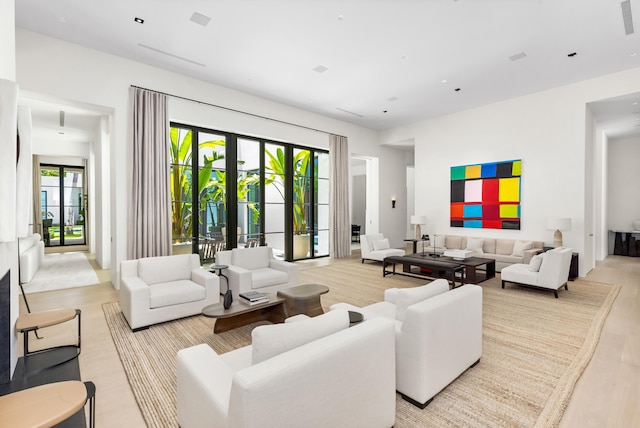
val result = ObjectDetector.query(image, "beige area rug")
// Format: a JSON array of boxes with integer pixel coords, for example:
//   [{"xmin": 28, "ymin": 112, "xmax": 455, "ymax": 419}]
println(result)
[
  {"xmin": 23, "ymin": 252, "xmax": 100, "ymax": 293},
  {"xmin": 103, "ymin": 258, "xmax": 620, "ymax": 428}
]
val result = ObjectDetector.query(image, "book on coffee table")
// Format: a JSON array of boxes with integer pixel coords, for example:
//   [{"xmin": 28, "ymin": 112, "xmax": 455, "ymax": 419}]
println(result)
[
  {"xmin": 239, "ymin": 291, "xmax": 268, "ymax": 302},
  {"xmin": 240, "ymin": 297, "xmax": 269, "ymax": 306}
]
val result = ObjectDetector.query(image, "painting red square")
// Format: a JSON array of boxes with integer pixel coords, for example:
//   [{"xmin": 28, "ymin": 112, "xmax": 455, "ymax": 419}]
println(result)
[{"xmin": 482, "ymin": 179, "xmax": 499, "ymax": 202}]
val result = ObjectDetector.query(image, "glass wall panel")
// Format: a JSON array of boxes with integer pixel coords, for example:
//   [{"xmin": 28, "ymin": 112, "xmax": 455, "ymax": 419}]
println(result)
[
  {"xmin": 315, "ymin": 152, "xmax": 330, "ymax": 257},
  {"xmin": 237, "ymin": 138, "xmax": 261, "ymax": 246},
  {"xmin": 197, "ymin": 131, "xmax": 227, "ymax": 245},
  {"xmin": 264, "ymin": 143, "xmax": 285, "ymax": 255},
  {"xmin": 40, "ymin": 166, "xmax": 60, "ymax": 247},
  {"xmin": 170, "ymin": 127, "xmax": 194, "ymax": 254},
  {"xmin": 292, "ymin": 148, "xmax": 311, "ymax": 259},
  {"xmin": 40, "ymin": 165, "xmax": 86, "ymax": 247},
  {"xmin": 63, "ymin": 167, "xmax": 85, "ymax": 245}
]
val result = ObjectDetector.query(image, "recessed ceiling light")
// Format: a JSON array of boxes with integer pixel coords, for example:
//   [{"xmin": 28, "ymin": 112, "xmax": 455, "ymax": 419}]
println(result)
[
  {"xmin": 383, "ymin": 110, "xmax": 388, "ymax": 113},
  {"xmin": 441, "ymin": 79, "xmax": 447, "ymax": 83},
  {"xmin": 337, "ymin": 14, "xmax": 344, "ymax": 20},
  {"xmin": 58, "ymin": 17, "xmax": 66, "ymax": 23},
  {"xmin": 567, "ymin": 52, "xmax": 577, "ymax": 57},
  {"xmin": 631, "ymin": 53, "xmax": 638, "ymax": 57},
  {"xmin": 312, "ymin": 65, "xmax": 328, "ymax": 73},
  {"xmin": 190, "ymin": 12, "xmax": 211, "ymax": 27},
  {"xmin": 401, "ymin": 55, "xmax": 408, "ymax": 60},
  {"xmin": 134, "ymin": 17, "xmax": 144, "ymax": 24},
  {"xmin": 454, "ymin": 88, "xmax": 461, "ymax": 92},
  {"xmin": 387, "ymin": 96, "xmax": 399, "ymax": 102}
]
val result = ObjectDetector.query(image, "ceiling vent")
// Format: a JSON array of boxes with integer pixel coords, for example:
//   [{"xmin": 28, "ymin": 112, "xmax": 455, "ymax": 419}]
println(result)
[
  {"xmin": 190, "ymin": 12, "xmax": 211, "ymax": 27},
  {"xmin": 621, "ymin": 0, "xmax": 634, "ymax": 35},
  {"xmin": 312, "ymin": 65, "xmax": 328, "ymax": 73},
  {"xmin": 137, "ymin": 44, "xmax": 206, "ymax": 67},
  {"xmin": 336, "ymin": 107, "xmax": 364, "ymax": 118},
  {"xmin": 59, "ymin": 111, "xmax": 65, "ymax": 127},
  {"xmin": 509, "ymin": 52, "xmax": 527, "ymax": 61}
]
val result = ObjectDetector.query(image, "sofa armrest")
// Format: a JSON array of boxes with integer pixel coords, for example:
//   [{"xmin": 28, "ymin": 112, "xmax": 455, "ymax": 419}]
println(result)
[
  {"xmin": 383, "ymin": 288, "xmax": 399, "ymax": 305},
  {"xmin": 177, "ymin": 344, "xmax": 235, "ymax": 428},
  {"xmin": 268, "ymin": 259, "xmax": 298, "ymax": 284},
  {"xmin": 191, "ymin": 268, "xmax": 221, "ymax": 299},
  {"xmin": 119, "ymin": 276, "xmax": 150, "ymax": 329},
  {"xmin": 522, "ymin": 248, "xmax": 543, "ymax": 264},
  {"xmin": 226, "ymin": 265, "xmax": 253, "ymax": 298}
]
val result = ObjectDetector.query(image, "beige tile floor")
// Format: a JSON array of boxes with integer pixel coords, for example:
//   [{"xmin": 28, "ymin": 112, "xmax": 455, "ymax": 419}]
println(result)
[{"xmin": 16, "ymin": 251, "xmax": 640, "ymax": 427}]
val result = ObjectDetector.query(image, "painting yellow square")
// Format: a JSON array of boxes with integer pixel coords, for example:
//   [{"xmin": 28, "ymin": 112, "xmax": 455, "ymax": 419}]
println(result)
[
  {"xmin": 499, "ymin": 177, "xmax": 520, "ymax": 202},
  {"xmin": 512, "ymin": 160, "xmax": 522, "ymax": 176},
  {"xmin": 500, "ymin": 204, "xmax": 519, "ymax": 218},
  {"xmin": 465, "ymin": 165, "xmax": 482, "ymax": 179}
]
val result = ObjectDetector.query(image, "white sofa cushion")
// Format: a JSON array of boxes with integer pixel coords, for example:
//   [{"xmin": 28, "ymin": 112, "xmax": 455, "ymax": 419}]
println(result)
[
  {"xmin": 512, "ymin": 240, "xmax": 533, "ymax": 257},
  {"xmin": 495, "ymin": 240, "xmax": 514, "ymax": 255},
  {"xmin": 372, "ymin": 238, "xmax": 390, "ymax": 251},
  {"xmin": 233, "ymin": 246, "xmax": 270, "ymax": 270},
  {"xmin": 250, "ymin": 268, "xmax": 288, "ymax": 289},
  {"xmin": 251, "ymin": 310, "xmax": 349, "ymax": 364},
  {"xmin": 528, "ymin": 253, "xmax": 545, "ymax": 272},
  {"xmin": 445, "ymin": 236, "xmax": 464, "ymax": 249},
  {"xmin": 139, "ymin": 254, "xmax": 192, "ymax": 285},
  {"xmin": 465, "ymin": 237, "xmax": 484, "ymax": 254},
  {"xmin": 395, "ymin": 279, "xmax": 449, "ymax": 321},
  {"xmin": 149, "ymin": 280, "xmax": 207, "ymax": 309},
  {"xmin": 434, "ymin": 235, "xmax": 446, "ymax": 248}
]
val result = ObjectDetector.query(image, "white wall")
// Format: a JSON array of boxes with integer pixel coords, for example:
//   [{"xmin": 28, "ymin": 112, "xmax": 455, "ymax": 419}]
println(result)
[
  {"xmin": 380, "ymin": 65, "xmax": 640, "ymax": 277},
  {"xmin": 16, "ymin": 29, "xmax": 410, "ymax": 286},
  {"xmin": 607, "ymin": 135, "xmax": 640, "ymax": 231}
]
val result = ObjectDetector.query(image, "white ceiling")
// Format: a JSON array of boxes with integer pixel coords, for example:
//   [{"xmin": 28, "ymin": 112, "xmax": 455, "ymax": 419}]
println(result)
[{"xmin": 14, "ymin": 0, "xmax": 640, "ymax": 141}]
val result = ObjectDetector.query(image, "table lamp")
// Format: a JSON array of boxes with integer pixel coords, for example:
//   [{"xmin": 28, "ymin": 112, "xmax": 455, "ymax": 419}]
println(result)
[
  {"xmin": 547, "ymin": 217, "xmax": 571, "ymax": 247},
  {"xmin": 410, "ymin": 215, "xmax": 427, "ymax": 240}
]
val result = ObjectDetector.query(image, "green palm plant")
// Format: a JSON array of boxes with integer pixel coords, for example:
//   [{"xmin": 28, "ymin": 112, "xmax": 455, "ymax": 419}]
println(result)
[{"xmin": 265, "ymin": 148, "xmax": 310, "ymax": 234}]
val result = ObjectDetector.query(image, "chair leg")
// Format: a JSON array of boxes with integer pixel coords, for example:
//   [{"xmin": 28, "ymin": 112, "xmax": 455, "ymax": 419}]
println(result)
[
  {"xmin": 501, "ymin": 280, "xmax": 506, "ymax": 289},
  {"xmin": 84, "ymin": 381, "xmax": 96, "ymax": 428},
  {"xmin": 554, "ymin": 290, "xmax": 558, "ymax": 298}
]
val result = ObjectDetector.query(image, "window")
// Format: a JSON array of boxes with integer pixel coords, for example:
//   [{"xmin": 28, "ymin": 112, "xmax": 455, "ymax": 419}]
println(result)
[{"xmin": 170, "ymin": 123, "xmax": 329, "ymax": 261}]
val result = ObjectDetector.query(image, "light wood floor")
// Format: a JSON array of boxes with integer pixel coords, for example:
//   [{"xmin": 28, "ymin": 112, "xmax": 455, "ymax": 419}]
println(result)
[{"xmin": 17, "ymin": 250, "xmax": 640, "ymax": 427}]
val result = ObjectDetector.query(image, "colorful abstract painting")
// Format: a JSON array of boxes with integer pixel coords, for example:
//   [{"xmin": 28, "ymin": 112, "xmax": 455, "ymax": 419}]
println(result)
[{"xmin": 450, "ymin": 159, "xmax": 521, "ymax": 229}]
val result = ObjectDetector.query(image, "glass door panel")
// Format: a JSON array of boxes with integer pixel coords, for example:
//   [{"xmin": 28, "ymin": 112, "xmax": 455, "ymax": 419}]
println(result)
[
  {"xmin": 40, "ymin": 166, "xmax": 60, "ymax": 247},
  {"xmin": 293, "ymin": 148, "xmax": 311, "ymax": 259},
  {"xmin": 315, "ymin": 152, "xmax": 330, "ymax": 257},
  {"xmin": 197, "ymin": 131, "xmax": 226, "ymax": 259},
  {"xmin": 63, "ymin": 167, "xmax": 85, "ymax": 245}
]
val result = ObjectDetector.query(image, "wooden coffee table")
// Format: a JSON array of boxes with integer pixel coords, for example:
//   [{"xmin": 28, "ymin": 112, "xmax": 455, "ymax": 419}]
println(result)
[
  {"xmin": 277, "ymin": 284, "xmax": 329, "ymax": 317},
  {"xmin": 383, "ymin": 255, "xmax": 464, "ymax": 287},
  {"xmin": 202, "ymin": 294, "xmax": 287, "ymax": 333}
]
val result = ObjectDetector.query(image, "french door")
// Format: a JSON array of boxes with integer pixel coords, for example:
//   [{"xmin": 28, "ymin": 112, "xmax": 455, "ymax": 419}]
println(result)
[{"xmin": 40, "ymin": 165, "xmax": 86, "ymax": 247}]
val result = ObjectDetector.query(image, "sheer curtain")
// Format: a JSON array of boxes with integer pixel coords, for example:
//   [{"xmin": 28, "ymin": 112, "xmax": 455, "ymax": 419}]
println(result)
[
  {"xmin": 329, "ymin": 135, "xmax": 351, "ymax": 258},
  {"xmin": 128, "ymin": 87, "xmax": 171, "ymax": 259}
]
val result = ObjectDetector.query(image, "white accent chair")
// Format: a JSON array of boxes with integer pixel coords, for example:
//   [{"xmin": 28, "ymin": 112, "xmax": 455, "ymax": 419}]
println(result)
[
  {"xmin": 500, "ymin": 246, "xmax": 573, "ymax": 298},
  {"xmin": 177, "ymin": 310, "xmax": 397, "ymax": 428},
  {"xmin": 215, "ymin": 246, "xmax": 298, "ymax": 300},
  {"xmin": 18, "ymin": 233, "xmax": 45, "ymax": 283},
  {"xmin": 330, "ymin": 279, "xmax": 483, "ymax": 408},
  {"xmin": 360, "ymin": 233, "xmax": 405, "ymax": 263},
  {"xmin": 120, "ymin": 254, "xmax": 220, "ymax": 331}
]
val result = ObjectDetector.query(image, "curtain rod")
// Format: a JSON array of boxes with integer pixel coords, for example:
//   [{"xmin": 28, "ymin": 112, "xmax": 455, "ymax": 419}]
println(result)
[{"xmin": 130, "ymin": 85, "xmax": 346, "ymax": 138}]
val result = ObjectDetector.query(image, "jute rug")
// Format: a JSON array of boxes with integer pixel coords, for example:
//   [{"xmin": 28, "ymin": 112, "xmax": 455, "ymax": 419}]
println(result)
[
  {"xmin": 103, "ymin": 258, "xmax": 619, "ymax": 428},
  {"xmin": 24, "ymin": 252, "xmax": 100, "ymax": 293}
]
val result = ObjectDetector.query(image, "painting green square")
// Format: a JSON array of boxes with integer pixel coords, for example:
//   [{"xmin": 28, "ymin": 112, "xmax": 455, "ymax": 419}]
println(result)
[
  {"xmin": 512, "ymin": 160, "xmax": 522, "ymax": 176},
  {"xmin": 451, "ymin": 166, "xmax": 466, "ymax": 180}
]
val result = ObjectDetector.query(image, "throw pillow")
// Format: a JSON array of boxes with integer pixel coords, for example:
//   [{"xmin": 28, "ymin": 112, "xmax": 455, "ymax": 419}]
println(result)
[
  {"xmin": 465, "ymin": 237, "xmax": 484, "ymax": 254},
  {"xmin": 528, "ymin": 253, "xmax": 545, "ymax": 272},
  {"xmin": 372, "ymin": 238, "xmax": 390, "ymax": 251},
  {"xmin": 395, "ymin": 279, "xmax": 449, "ymax": 322},
  {"xmin": 511, "ymin": 240, "xmax": 533, "ymax": 257},
  {"xmin": 445, "ymin": 236, "xmax": 463, "ymax": 249},
  {"xmin": 251, "ymin": 310, "xmax": 349, "ymax": 364},
  {"xmin": 434, "ymin": 235, "xmax": 446, "ymax": 248}
]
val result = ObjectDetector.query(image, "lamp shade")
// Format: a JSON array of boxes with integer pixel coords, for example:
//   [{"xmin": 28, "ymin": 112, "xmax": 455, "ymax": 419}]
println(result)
[
  {"xmin": 547, "ymin": 218, "xmax": 572, "ymax": 231},
  {"xmin": 410, "ymin": 215, "xmax": 427, "ymax": 225}
]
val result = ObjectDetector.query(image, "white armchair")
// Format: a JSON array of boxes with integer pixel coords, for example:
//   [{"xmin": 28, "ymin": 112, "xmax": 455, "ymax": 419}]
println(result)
[
  {"xmin": 215, "ymin": 246, "xmax": 298, "ymax": 299},
  {"xmin": 500, "ymin": 246, "xmax": 573, "ymax": 298},
  {"xmin": 120, "ymin": 254, "xmax": 220, "ymax": 330},
  {"xmin": 360, "ymin": 233, "xmax": 405, "ymax": 263},
  {"xmin": 330, "ymin": 279, "xmax": 483, "ymax": 408},
  {"xmin": 177, "ymin": 310, "xmax": 397, "ymax": 428}
]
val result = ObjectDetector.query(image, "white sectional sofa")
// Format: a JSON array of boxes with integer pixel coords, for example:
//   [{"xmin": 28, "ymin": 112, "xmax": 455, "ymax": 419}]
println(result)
[
  {"xmin": 331, "ymin": 279, "xmax": 483, "ymax": 408},
  {"xmin": 417, "ymin": 235, "xmax": 543, "ymax": 272},
  {"xmin": 360, "ymin": 233, "xmax": 405, "ymax": 263},
  {"xmin": 18, "ymin": 233, "xmax": 44, "ymax": 283},
  {"xmin": 177, "ymin": 310, "xmax": 397, "ymax": 428},
  {"xmin": 120, "ymin": 254, "xmax": 220, "ymax": 330}
]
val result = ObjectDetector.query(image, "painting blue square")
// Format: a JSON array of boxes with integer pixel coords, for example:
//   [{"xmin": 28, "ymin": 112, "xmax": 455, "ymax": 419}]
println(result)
[
  {"xmin": 481, "ymin": 163, "xmax": 497, "ymax": 178},
  {"xmin": 463, "ymin": 204, "xmax": 482, "ymax": 218},
  {"xmin": 464, "ymin": 220, "xmax": 482, "ymax": 228}
]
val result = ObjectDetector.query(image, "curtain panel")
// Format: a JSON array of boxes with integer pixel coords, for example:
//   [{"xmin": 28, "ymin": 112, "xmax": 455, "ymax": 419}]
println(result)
[
  {"xmin": 128, "ymin": 87, "xmax": 171, "ymax": 259},
  {"xmin": 16, "ymin": 106, "xmax": 33, "ymax": 238},
  {"xmin": 329, "ymin": 135, "xmax": 351, "ymax": 258}
]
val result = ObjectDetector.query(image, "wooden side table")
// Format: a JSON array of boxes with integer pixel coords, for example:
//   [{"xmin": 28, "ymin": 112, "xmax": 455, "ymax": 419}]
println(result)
[{"xmin": 277, "ymin": 284, "xmax": 330, "ymax": 317}]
